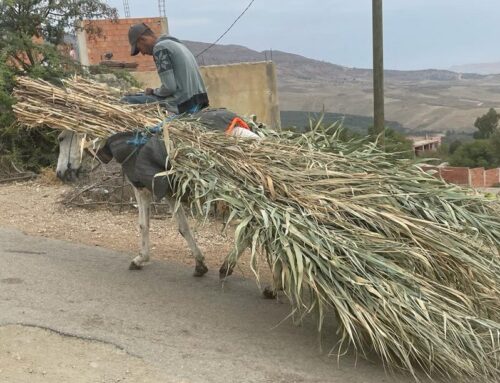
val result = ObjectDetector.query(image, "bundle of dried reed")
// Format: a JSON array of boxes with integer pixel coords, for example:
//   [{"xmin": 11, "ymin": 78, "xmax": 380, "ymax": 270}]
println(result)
[
  {"xmin": 13, "ymin": 76, "xmax": 163, "ymax": 137},
  {"xmin": 12, "ymin": 76, "xmax": 500, "ymax": 382}
]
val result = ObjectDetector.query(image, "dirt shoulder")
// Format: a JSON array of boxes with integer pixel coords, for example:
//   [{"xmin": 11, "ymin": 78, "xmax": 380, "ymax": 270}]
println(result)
[{"xmin": 0, "ymin": 180, "xmax": 257, "ymax": 280}]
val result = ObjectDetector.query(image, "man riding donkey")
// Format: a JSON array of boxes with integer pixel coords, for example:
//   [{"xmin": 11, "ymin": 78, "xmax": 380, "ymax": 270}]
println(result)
[
  {"xmin": 122, "ymin": 22, "xmax": 257, "ymax": 136},
  {"xmin": 58, "ymin": 24, "xmax": 260, "ymax": 277}
]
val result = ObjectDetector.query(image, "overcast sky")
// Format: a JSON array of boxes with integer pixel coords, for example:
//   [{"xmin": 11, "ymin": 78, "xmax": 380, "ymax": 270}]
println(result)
[{"xmin": 106, "ymin": 0, "xmax": 500, "ymax": 70}]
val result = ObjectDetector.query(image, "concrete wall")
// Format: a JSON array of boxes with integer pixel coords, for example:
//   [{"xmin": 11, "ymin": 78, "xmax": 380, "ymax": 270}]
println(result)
[
  {"xmin": 199, "ymin": 62, "xmax": 280, "ymax": 129},
  {"xmin": 77, "ymin": 17, "xmax": 168, "ymax": 71},
  {"xmin": 132, "ymin": 61, "xmax": 281, "ymax": 129}
]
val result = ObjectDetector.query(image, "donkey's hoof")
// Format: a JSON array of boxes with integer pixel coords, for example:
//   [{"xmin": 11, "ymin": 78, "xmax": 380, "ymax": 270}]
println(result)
[
  {"xmin": 219, "ymin": 263, "xmax": 234, "ymax": 280},
  {"xmin": 262, "ymin": 286, "xmax": 277, "ymax": 299},
  {"xmin": 193, "ymin": 264, "xmax": 208, "ymax": 277},
  {"xmin": 129, "ymin": 261, "xmax": 143, "ymax": 270}
]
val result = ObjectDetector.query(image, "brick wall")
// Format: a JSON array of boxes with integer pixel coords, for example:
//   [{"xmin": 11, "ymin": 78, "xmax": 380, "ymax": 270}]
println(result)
[
  {"xmin": 439, "ymin": 167, "xmax": 470, "ymax": 186},
  {"xmin": 421, "ymin": 166, "xmax": 500, "ymax": 188},
  {"xmin": 470, "ymin": 167, "xmax": 485, "ymax": 188},
  {"xmin": 78, "ymin": 17, "xmax": 168, "ymax": 71},
  {"xmin": 485, "ymin": 168, "xmax": 500, "ymax": 187}
]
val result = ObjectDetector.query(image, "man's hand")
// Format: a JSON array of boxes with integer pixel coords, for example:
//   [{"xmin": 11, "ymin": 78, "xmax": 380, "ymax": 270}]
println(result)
[{"xmin": 144, "ymin": 88, "xmax": 154, "ymax": 95}]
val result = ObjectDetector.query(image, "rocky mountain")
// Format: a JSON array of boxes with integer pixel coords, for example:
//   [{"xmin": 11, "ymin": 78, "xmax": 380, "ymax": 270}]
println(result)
[{"xmin": 184, "ymin": 41, "xmax": 500, "ymax": 133}]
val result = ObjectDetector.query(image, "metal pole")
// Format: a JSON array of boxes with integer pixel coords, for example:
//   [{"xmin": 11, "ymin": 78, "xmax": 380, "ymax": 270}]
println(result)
[{"xmin": 372, "ymin": 0, "xmax": 385, "ymax": 147}]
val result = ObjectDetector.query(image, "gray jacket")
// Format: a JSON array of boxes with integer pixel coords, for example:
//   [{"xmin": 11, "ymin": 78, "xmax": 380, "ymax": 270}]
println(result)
[{"xmin": 152, "ymin": 35, "xmax": 209, "ymax": 114}]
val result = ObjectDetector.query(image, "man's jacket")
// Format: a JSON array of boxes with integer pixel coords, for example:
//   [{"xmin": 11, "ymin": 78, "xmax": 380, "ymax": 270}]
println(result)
[{"xmin": 152, "ymin": 35, "xmax": 209, "ymax": 113}]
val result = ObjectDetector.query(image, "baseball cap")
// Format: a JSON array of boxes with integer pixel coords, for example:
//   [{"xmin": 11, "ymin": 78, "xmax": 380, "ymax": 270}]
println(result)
[{"xmin": 128, "ymin": 23, "xmax": 152, "ymax": 56}]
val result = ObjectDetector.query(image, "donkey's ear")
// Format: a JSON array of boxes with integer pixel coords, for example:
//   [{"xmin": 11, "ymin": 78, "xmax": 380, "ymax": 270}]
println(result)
[{"xmin": 57, "ymin": 130, "xmax": 71, "ymax": 142}]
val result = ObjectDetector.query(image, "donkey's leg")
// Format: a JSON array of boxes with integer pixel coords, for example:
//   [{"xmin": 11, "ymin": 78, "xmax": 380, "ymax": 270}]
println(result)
[
  {"xmin": 262, "ymin": 258, "xmax": 283, "ymax": 299},
  {"xmin": 219, "ymin": 238, "xmax": 250, "ymax": 280},
  {"xmin": 166, "ymin": 196, "xmax": 208, "ymax": 277},
  {"xmin": 129, "ymin": 187, "xmax": 152, "ymax": 270}
]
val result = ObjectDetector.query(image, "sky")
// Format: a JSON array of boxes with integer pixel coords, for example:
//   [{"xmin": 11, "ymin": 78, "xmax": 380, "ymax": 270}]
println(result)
[{"xmin": 106, "ymin": 0, "xmax": 500, "ymax": 70}]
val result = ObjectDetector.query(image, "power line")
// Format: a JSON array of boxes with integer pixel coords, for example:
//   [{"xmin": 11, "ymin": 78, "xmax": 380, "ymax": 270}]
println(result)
[{"xmin": 195, "ymin": 0, "xmax": 256, "ymax": 58}]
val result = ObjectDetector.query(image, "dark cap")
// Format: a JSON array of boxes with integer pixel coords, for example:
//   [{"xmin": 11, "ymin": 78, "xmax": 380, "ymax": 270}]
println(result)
[{"xmin": 128, "ymin": 23, "xmax": 152, "ymax": 56}]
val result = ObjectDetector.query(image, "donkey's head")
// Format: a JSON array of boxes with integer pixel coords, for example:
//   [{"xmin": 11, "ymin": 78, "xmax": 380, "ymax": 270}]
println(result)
[
  {"xmin": 56, "ymin": 130, "xmax": 86, "ymax": 182},
  {"xmin": 56, "ymin": 130, "xmax": 113, "ymax": 182}
]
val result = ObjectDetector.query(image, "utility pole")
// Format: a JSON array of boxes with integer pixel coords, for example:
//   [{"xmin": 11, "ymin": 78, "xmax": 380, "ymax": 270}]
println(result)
[{"xmin": 372, "ymin": 0, "xmax": 385, "ymax": 147}]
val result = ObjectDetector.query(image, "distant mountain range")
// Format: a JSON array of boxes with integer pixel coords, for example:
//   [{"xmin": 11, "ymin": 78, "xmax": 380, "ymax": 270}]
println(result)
[
  {"xmin": 450, "ymin": 62, "xmax": 500, "ymax": 75},
  {"xmin": 184, "ymin": 41, "xmax": 500, "ymax": 133}
]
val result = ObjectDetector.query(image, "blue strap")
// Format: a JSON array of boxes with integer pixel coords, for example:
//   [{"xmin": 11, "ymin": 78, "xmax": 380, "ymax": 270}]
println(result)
[
  {"xmin": 146, "ymin": 114, "xmax": 178, "ymax": 134},
  {"xmin": 126, "ymin": 131, "xmax": 149, "ymax": 147},
  {"xmin": 126, "ymin": 115, "xmax": 179, "ymax": 147}
]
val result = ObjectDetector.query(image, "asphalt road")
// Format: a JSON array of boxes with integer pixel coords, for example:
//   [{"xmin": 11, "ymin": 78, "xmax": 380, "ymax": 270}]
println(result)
[{"xmin": 0, "ymin": 227, "xmax": 413, "ymax": 383}]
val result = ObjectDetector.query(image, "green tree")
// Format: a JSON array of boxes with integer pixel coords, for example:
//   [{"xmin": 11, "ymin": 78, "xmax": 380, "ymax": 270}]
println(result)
[
  {"xmin": 449, "ymin": 140, "xmax": 498, "ymax": 168},
  {"xmin": 0, "ymin": 0, "xmax": 117, "ymax": 70},
  {"xmin": 473, "ymin": 108, "xmax": 499, "ymax": 139},
  {"xmin": 490, "ymin": 130, "xmax": 500, "ymax": 166},
  {"xmin": 448, "ymin": 140, "xmax": 462, "ymax": 155},
  {"xmin": 0, "ymin": 0, "xmax": 117, "ymax": 172}
]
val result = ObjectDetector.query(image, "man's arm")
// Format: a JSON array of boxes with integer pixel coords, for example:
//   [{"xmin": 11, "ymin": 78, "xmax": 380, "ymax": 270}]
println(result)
[{"xmin": 152, "ymin": 46, "xmax": 177, "ymax": 97}]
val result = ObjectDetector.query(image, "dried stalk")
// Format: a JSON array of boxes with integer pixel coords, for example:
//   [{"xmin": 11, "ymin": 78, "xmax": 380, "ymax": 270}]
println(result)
[{"xmin": 12, "ymin": 76, "xmax": 500, "ymax": 382}]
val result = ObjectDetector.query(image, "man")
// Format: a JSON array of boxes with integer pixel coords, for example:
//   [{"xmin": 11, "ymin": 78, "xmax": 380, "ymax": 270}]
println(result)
[{"xmin": 124, "ymin": 23, "xmax": 209, "ymax": 114}]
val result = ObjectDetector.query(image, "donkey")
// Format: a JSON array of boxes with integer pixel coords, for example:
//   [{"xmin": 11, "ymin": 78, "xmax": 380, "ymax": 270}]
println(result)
[{"xmin": 56, "ymin": 109, "xmax": 260, "ymax": 278}]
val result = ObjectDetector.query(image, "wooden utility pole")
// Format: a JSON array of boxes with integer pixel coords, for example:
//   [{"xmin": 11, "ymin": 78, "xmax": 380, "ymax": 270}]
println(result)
[{"xmin": 372, "ymin": 0, "xmax": 385, "ymax": 147}]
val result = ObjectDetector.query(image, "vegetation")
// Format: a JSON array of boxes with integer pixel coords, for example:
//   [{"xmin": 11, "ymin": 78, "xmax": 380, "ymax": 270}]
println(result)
[
  {"xmin": 449, "ymin": 139, "xmax": 499, "ymax": 168},
  {"xmin": 281, "ymin": 112, "xmax": 414, "ymax": 159},
  {"xmin": 473, "ymin": 107, "xmax": 499, "ymax": 139},
  {"xmin": 448, "ymin": 109, "xmax": 500, "ymax": 168},
  {"xmin": 413, "ymin": 110, "xmax": 500, "ymax": 169},
  {"xmin": 281, "ymin": 110, "xmax": 406, "ymax": 134},
  {"xmin": 169, "ymin": 123, "xmax": 500, "ymax": 382},
  {"xmin": 12, "ymin": 76, "xmax": 500, "ymax": 381},
  {"xmin": 367, "ymin": 125, "xmax": 414, "ymax": 159},
  {"xmin": 282, "ymin": 108, "xmax": 500, "ymax": 168},
  {"xmin": 0, "ymin": 0, "xmax": 117, "ymax": 172}
]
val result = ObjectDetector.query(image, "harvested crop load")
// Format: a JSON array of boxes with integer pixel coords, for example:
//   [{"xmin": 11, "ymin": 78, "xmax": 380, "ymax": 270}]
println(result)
[
  {"xmin": 13, "ymin": 76, "xmax": 162, "ymax": 137},
  {"xmin": 13, "ymin": 76, "xmax": 500, "ymax": 382}
]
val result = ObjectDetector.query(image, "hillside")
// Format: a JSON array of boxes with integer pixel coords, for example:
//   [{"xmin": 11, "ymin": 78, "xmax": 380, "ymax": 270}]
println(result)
[
  {"xmin": 184, "ymin": 40, "xmax": 500, "ymax": 133},
  {"xmin": 450, "ymin": 62, "xmax": 500, "ymax": 75}
]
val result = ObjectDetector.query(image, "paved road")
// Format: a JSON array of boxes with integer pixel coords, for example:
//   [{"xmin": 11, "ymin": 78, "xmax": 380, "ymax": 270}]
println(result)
[{"xmin": 0, "ymin": 228, "xmax": 412, "ymax": 383}]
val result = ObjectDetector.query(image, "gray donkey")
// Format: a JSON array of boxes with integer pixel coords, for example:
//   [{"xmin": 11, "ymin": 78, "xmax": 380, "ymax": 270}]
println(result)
[{"xmin": 56, "ymin": 108, "xmax": 260, "ymax": 277}]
